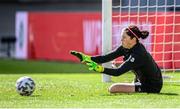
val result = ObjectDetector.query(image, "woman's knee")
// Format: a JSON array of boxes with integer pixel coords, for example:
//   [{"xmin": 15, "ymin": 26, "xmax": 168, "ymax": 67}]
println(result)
[
  {"xmin": 108, "ymin": 84, "xmax": 117, "ymax": 93},
  {"xmin": 108, "ymin": 83, "xmax": 135, "ymax": 93}
]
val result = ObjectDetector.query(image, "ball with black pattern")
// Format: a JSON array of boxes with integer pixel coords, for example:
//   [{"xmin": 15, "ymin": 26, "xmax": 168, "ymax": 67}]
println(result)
[{"xmin": 16, "ymin": 76, "xmax": 35, "ymax": 96}]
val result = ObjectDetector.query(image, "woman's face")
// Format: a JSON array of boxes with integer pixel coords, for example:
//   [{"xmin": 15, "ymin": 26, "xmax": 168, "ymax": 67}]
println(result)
[{"xmin": 121, "ymin": 31, "xmax": 135, "ymax": 49}]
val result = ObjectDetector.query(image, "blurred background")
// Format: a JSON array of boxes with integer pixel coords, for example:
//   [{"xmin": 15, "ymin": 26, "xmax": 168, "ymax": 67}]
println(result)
[
  {"xmin": 0, "ymin": 0, "xmax": 102, "ymax": 60},
  {"xmin": 0, "ymin": 0, "xmax": 180, "ymax": 72}
]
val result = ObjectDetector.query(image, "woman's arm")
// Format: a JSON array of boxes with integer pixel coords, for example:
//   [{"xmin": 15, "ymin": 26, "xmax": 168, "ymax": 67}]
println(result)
[
  {"xmin": 91, "ymin": 46, "xmax": 126, "ymax": 64},
  {"xmin": 102, "ymin": 54, "xmax": 144, "ymax": 76}
]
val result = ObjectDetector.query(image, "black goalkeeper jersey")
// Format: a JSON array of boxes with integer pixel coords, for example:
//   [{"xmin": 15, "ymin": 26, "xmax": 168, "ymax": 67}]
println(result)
[{"xmin": 91, "ymin": 42, "xmax": 163, "ymax": 93}]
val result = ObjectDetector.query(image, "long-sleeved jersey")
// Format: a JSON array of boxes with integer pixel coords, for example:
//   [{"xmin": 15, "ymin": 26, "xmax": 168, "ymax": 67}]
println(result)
[{"xmin": 91, "ymin": 42, "xmax": 163, "ymax": 92}]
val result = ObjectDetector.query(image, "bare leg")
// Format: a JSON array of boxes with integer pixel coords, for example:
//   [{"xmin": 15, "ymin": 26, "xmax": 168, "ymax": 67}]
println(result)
[{"xmin": 108, "ymin": 83, "xmax": 135, "ymax": 93}]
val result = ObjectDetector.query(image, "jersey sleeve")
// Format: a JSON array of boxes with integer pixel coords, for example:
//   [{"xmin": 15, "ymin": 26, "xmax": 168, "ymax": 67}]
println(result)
[
  {"xmin": 102, "ymin": 53, "xmax": 144, "ymax": 76},
  {"xmin": 91, "ymin": 46, "xmax": 126, "ymax": 64}
]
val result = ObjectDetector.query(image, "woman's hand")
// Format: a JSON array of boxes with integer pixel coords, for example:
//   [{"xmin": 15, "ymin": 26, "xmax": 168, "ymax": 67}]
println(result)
[
  {"xmin": 70, "ymin": 50, "xmax": 92, "ymax": 63},
  {"xmin": 86, "ymin": 61, "xmax": 104, "ymax": 73}
]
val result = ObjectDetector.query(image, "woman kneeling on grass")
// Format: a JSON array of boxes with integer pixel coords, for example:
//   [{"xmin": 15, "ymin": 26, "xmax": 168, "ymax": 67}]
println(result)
[{"xmin": 70, "ymin": 25, "xmax": 163, "ymax": 93}]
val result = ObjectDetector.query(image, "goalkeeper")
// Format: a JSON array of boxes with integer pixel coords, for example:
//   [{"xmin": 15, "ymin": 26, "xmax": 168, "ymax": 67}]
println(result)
[{"xmin": 71, "ymin": 25, "xmax": 163, "ymax": 93}]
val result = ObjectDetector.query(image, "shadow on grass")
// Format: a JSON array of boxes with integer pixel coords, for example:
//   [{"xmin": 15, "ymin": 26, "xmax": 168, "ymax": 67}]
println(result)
[
  {"xmin": 30, "ymin": 94, "xmax": 41, "ymax": 97},
  {"xmin": 158, "ymin": 92, "xmax": 179, "ymax": 96},
  {"xmin": 100, "ymin": 93, "xmax": 134, "ymax": 96},
  {"xmin": 101, "ymin": 92, "xmax": 179, "ymax": 96}
]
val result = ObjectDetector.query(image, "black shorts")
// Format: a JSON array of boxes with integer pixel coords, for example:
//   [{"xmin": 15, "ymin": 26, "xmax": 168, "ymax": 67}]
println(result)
[{"xmin": 135, "ymin": 82, "xmax": 163, "ymax": 93}]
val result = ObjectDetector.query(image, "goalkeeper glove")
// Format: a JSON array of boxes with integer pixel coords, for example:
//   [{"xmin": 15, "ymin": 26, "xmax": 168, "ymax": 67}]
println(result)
[
  {"xmin": 70, "ymin": 50, "xmax": 92, "ymax": 63},
  {"xmin": 86, "ymin": 61, "xmax": 104, "ymax": 73}
]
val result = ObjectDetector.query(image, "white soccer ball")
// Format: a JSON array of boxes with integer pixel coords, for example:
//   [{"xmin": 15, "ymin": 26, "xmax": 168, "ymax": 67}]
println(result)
[{"xmin": 16, "ymin": 76, "xmax": 35, "ymax": 96}]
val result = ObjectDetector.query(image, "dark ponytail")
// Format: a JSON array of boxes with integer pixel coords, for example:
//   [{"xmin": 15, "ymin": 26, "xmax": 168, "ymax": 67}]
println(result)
[
  {"xmin": 125, "ymin": 25, "xmax": 149, "ymax": 40},
  {"xmin": 140, "ymin": 31, "xmax": 149, "ymax": 39}
]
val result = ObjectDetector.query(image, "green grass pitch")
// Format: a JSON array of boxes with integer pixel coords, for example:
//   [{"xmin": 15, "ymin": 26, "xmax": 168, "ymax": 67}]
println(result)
[{"xmin": 0, "ymin": 59, "xmax": 180, "ymax": 108}]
